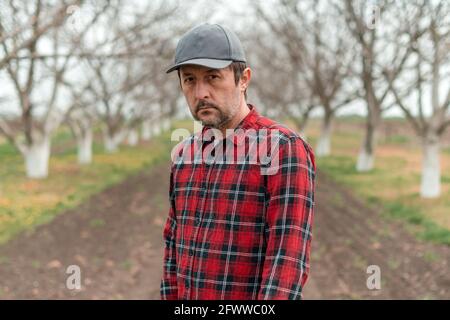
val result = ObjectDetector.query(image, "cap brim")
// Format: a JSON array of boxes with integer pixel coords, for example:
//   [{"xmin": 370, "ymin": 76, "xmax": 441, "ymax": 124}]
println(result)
[{"xmin": 166, "ymin": 58, "xmax": 233, "ymax": 73}]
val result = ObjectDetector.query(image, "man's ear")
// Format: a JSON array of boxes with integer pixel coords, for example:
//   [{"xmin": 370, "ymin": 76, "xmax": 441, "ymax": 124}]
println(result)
[{"xmin": 240, "ymin": 67, "xmax": 251, "ymax": 91}]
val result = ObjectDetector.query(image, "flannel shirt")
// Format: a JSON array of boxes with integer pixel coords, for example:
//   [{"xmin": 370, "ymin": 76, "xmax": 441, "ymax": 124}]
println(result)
[{"xmin": 161, "ymin": 104, "xmax": 316, "ymax": 300}]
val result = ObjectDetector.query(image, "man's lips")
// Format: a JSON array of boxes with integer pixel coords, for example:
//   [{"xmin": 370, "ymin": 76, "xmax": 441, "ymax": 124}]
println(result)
[{"xmin": 198, "ymin": 107, "xmax": 215, "ymax": 113}]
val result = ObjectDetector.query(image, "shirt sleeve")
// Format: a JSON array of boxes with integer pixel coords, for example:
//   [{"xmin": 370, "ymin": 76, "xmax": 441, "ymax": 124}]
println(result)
[
  {"xmin": 160, "ymin": 168, "xmax": 179, "ymax": 300},
  {"xmin": 258, "ymin": 135, "xmax": 316, "ymax": 300}
]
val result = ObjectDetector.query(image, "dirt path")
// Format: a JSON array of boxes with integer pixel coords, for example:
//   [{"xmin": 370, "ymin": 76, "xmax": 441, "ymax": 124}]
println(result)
[
  {"xmin": 303, "ymin": 172, "xmax": 450, "ymax": 299},
  {"xmin": 0, "ymin": 163, "xmax": 448, "ymax": 299},
  {"xmin": 0, "ymin": 161, "xmax": 171, "ymax": 299}
]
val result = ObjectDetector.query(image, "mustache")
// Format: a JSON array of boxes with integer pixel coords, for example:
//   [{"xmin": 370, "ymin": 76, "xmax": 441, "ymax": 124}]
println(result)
[{"xmin": 196, "ymin": 100, "xmax": 219, "ymax": 112}]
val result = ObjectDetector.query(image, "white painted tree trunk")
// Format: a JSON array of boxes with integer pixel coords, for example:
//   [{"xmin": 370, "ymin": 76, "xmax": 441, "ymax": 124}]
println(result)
[
  {"xmin": 152, "ymin": 123, "xmax": 161, "ymax": 136},
  {"xmin": 316, "ymin": 132, "xmax": 331, "ymax": 157},
  {"xmin": 127, "ymin": 129, "xmax": 139, "ymax": 146},
  {"xmin": 162, "ymin": 118, "xmax": 171, "ymax": 131},
  {"xmin": 356, "ymin": 115, "xmax": 378, "ymax": 172},
  {"xmin": 141, "ymin": 120, "xmax": 152, "ymax": 141},
  {"xmin": 24, "ymin": 137, "xmax": 51, "ymax": 179},
  {"xmin": 104, "ymin": 130, "xmax": 125, "ymax": 153},
  {"xmin": 420, "ymin": 138, "xmax": 441, "ymax": 198},
  {"xmin": 77, "ymin": 128, "xmax": 93, "ymax": 165},
  {"xmin": 316, "ymin": 115, "xmax": 332, "ymax": 157},
  {"xmin": 356, "ymin": 149, "xmax": 374, "ymax": 172},
  {"xmin": 104, "ymin": 135, "xmax": 118, "ymax": 153}
]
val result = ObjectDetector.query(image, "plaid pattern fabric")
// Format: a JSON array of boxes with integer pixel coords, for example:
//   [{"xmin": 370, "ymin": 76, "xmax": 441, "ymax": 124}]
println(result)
[{"xmin": 161, "ymin": 104, "xmax": 316, "ymax": 300}]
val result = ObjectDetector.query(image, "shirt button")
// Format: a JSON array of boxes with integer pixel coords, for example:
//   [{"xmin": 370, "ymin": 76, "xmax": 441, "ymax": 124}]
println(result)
[
  {"xmin": 195, "ymin": 218, "xmax": 200, "ymax": 226},
  {"xmin": 189, "ymin": 249, "xmax": 194, "ymax": 256},
  {"xmin": 185, "ymin": 280, "xmax": 190, "ymax": 288}
]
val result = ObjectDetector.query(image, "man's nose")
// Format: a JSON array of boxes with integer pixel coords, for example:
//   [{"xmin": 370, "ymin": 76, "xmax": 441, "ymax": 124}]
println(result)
[{"xmin": 194, "ymin": 81, "xmax": 209, "ymax": 100}]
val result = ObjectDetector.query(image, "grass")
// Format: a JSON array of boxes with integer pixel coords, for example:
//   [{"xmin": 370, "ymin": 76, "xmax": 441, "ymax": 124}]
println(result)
[
  {"xmin": 318, "ymin": 154, "xmax": 450, "ymax": 245},
  {"xmin": 423, "ymin": 251, "xmax": 440, "ymax": 263},
  {"xmin": 387, "ymin": 257, "xmax": 401, "ymax": 270},
  {"xmin": 384, "ymin": 134, "xmax": 410, "ymax": 145},
  {"xmin": 89, "ymin": 218, "xmax": 106, "ymax": 228},
  {"xmin": 120, "ymin": 259, "xmax": 133, "ymax": 271},
  {"xmin": 0, "ymin": 126, "xmax": 174, "ymax": 245},
  {"xmin": 352, "ymin": 254, "xmax": 368, "ymax": 270},
  {"xmin": 305, "ymin": 118, "xmax": 450, "ymax": 245}
]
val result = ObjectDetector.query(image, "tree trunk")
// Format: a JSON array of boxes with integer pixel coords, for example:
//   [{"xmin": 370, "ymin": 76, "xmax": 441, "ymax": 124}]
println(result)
[
  {"xmin": 141, "ymin": 120, "xmax": 152, "ymax": 141},
  {"xmin": 420, "ymin": 135, "xmax": 441, "ymax": 198},
  {"xmin": 152, "ymin": 122, "xmax": 161, "ymax": 136},
  {"xmin": 103, "ymin": 129, "xmax": 125, "ymax": 153},
  {"xmin": 316, "ymin": 112, "xmax": 333, "ymax": 157},
  {"xmin": 161, "ymin": 118, "xmax": 170, "ymax": 132},
  {"xmin": 292, "ymin": 113, "xmax": 310, "ymax": 140},
  {"xmin": 357, "ymin": 110, "xmax": 380, "ymax": 172},
  {"xmin": 24, "ymin": 137, "xmax": 51, "ymax": 179},
  {"xmin": 127, "ymin": 129, "xmax": 139, "ymax": 146},
  {"xmin": 77, "ymin": 128, "xmax": 92, "ymax": 165},
  {"xmin": 104, "ymin": 135, "xmax": 118, "ymax": 153}
]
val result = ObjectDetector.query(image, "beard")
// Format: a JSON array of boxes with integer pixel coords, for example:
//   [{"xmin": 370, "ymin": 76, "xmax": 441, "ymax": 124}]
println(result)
[{"xmin": 192, "ymin": 99, "xmax": 238, "ymax": 129}]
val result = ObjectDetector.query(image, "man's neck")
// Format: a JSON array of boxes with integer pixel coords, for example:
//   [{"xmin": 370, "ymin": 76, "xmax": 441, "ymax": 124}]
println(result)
[{"xmin": 219, "ymin": 98, "xmax": 250, "ymax": 137}]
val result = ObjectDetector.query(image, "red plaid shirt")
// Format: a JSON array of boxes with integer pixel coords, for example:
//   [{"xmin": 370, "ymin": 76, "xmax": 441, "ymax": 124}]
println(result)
[{"xmin": 161, "ymin": 104, "xmax": 316, "ymax": 300}]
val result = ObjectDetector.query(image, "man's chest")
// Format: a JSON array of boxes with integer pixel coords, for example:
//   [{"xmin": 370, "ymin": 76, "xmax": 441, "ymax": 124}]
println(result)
[{"xmin": 172, "ymin": 162, "xmax": 267, "ymax": 226}]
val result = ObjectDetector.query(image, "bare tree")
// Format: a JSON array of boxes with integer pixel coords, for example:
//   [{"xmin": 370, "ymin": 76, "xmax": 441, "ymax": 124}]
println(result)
[
  {"xmin": 383, "ymin": 1, "xmax": 450, "ymax": 198},
  {"xmin": 0, "ymin": 1, "xmax": 76, "ymax": 70},
  {"xmin": 340, "ymin": 0, "xmax": 423, "ymax": 171},
  {"xmin": 64, "ymin": 79, "xmax": 98, "ymax": 164},
  {"xmin": 249, "ymin": 31, "xmax": 318, "ymax": 136},
  {"xmin": 255, "ymin": 0, "xmax": 357, "ymax": 156},
  {"xmin": 0, "ymin": 0, "xmax": 84, "ymax": 178},
  {"xmin": 73, "ymin": 1, "xmax": 181, "ymax": 153}
]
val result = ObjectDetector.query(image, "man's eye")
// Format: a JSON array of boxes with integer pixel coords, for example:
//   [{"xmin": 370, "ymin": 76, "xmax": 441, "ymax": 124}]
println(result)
[
  {"xmin": 184, "ymin": 77, "xmax": 194, "ymax": 83},
  {"xmin": 208, "ymin": 75, "xmax": 219, "ymax": 80}
]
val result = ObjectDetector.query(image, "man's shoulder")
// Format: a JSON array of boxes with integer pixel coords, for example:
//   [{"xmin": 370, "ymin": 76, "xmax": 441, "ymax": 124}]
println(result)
[
  {"xmin": 252, "ymin": 115, "xmax": 315, "ymax": 166},
  {"xmin": 253, "ymin": 114, "xmax": 305, "ymax": 142}
]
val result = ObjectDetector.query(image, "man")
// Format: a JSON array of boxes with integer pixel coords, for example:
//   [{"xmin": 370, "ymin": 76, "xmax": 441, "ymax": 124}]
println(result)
[{"xmin": 161, "ymin": 23, "xmax": 316, "ymax": 300}]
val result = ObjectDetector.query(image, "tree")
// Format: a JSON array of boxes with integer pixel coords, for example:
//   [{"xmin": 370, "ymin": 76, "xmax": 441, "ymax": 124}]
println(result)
[
  {"xmin": 340, "ymin": 0, "xmax": 420, "ymax": 171},
  {"xmin": 79, "ymin": 1, "xmax": 183, "ymax": 153},
  {"xmin": 0, "ymin": 0, "xmax": 83, "ymax": 178},
  {"xmin": 255, "ymin": 0, "xmax": 357, "ymax": 156},
  {"xmin": 383, "ymin": 0, "xmax": 450, "ymax": 198},
  {"xmin": 64, "ymin": 80, "xmax": 98, "ymax": 164}
]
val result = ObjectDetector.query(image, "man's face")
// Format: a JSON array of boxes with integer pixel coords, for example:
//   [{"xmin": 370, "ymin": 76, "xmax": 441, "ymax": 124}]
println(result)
[{"xmin": 179, "ymin": 65, "xmax": 241, "ymax": 129}]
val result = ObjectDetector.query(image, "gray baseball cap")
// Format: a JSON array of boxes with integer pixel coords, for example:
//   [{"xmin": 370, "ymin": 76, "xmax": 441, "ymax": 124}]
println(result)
[{"xmin": 166, "ymin": 23, "xmax": 246, "ymax": 73}]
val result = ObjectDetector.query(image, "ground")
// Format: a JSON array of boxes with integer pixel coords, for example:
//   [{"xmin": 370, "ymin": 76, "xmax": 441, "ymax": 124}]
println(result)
[{"xmin": 0, "ymin": 161, "xmax": 448, "ymax": 299}]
